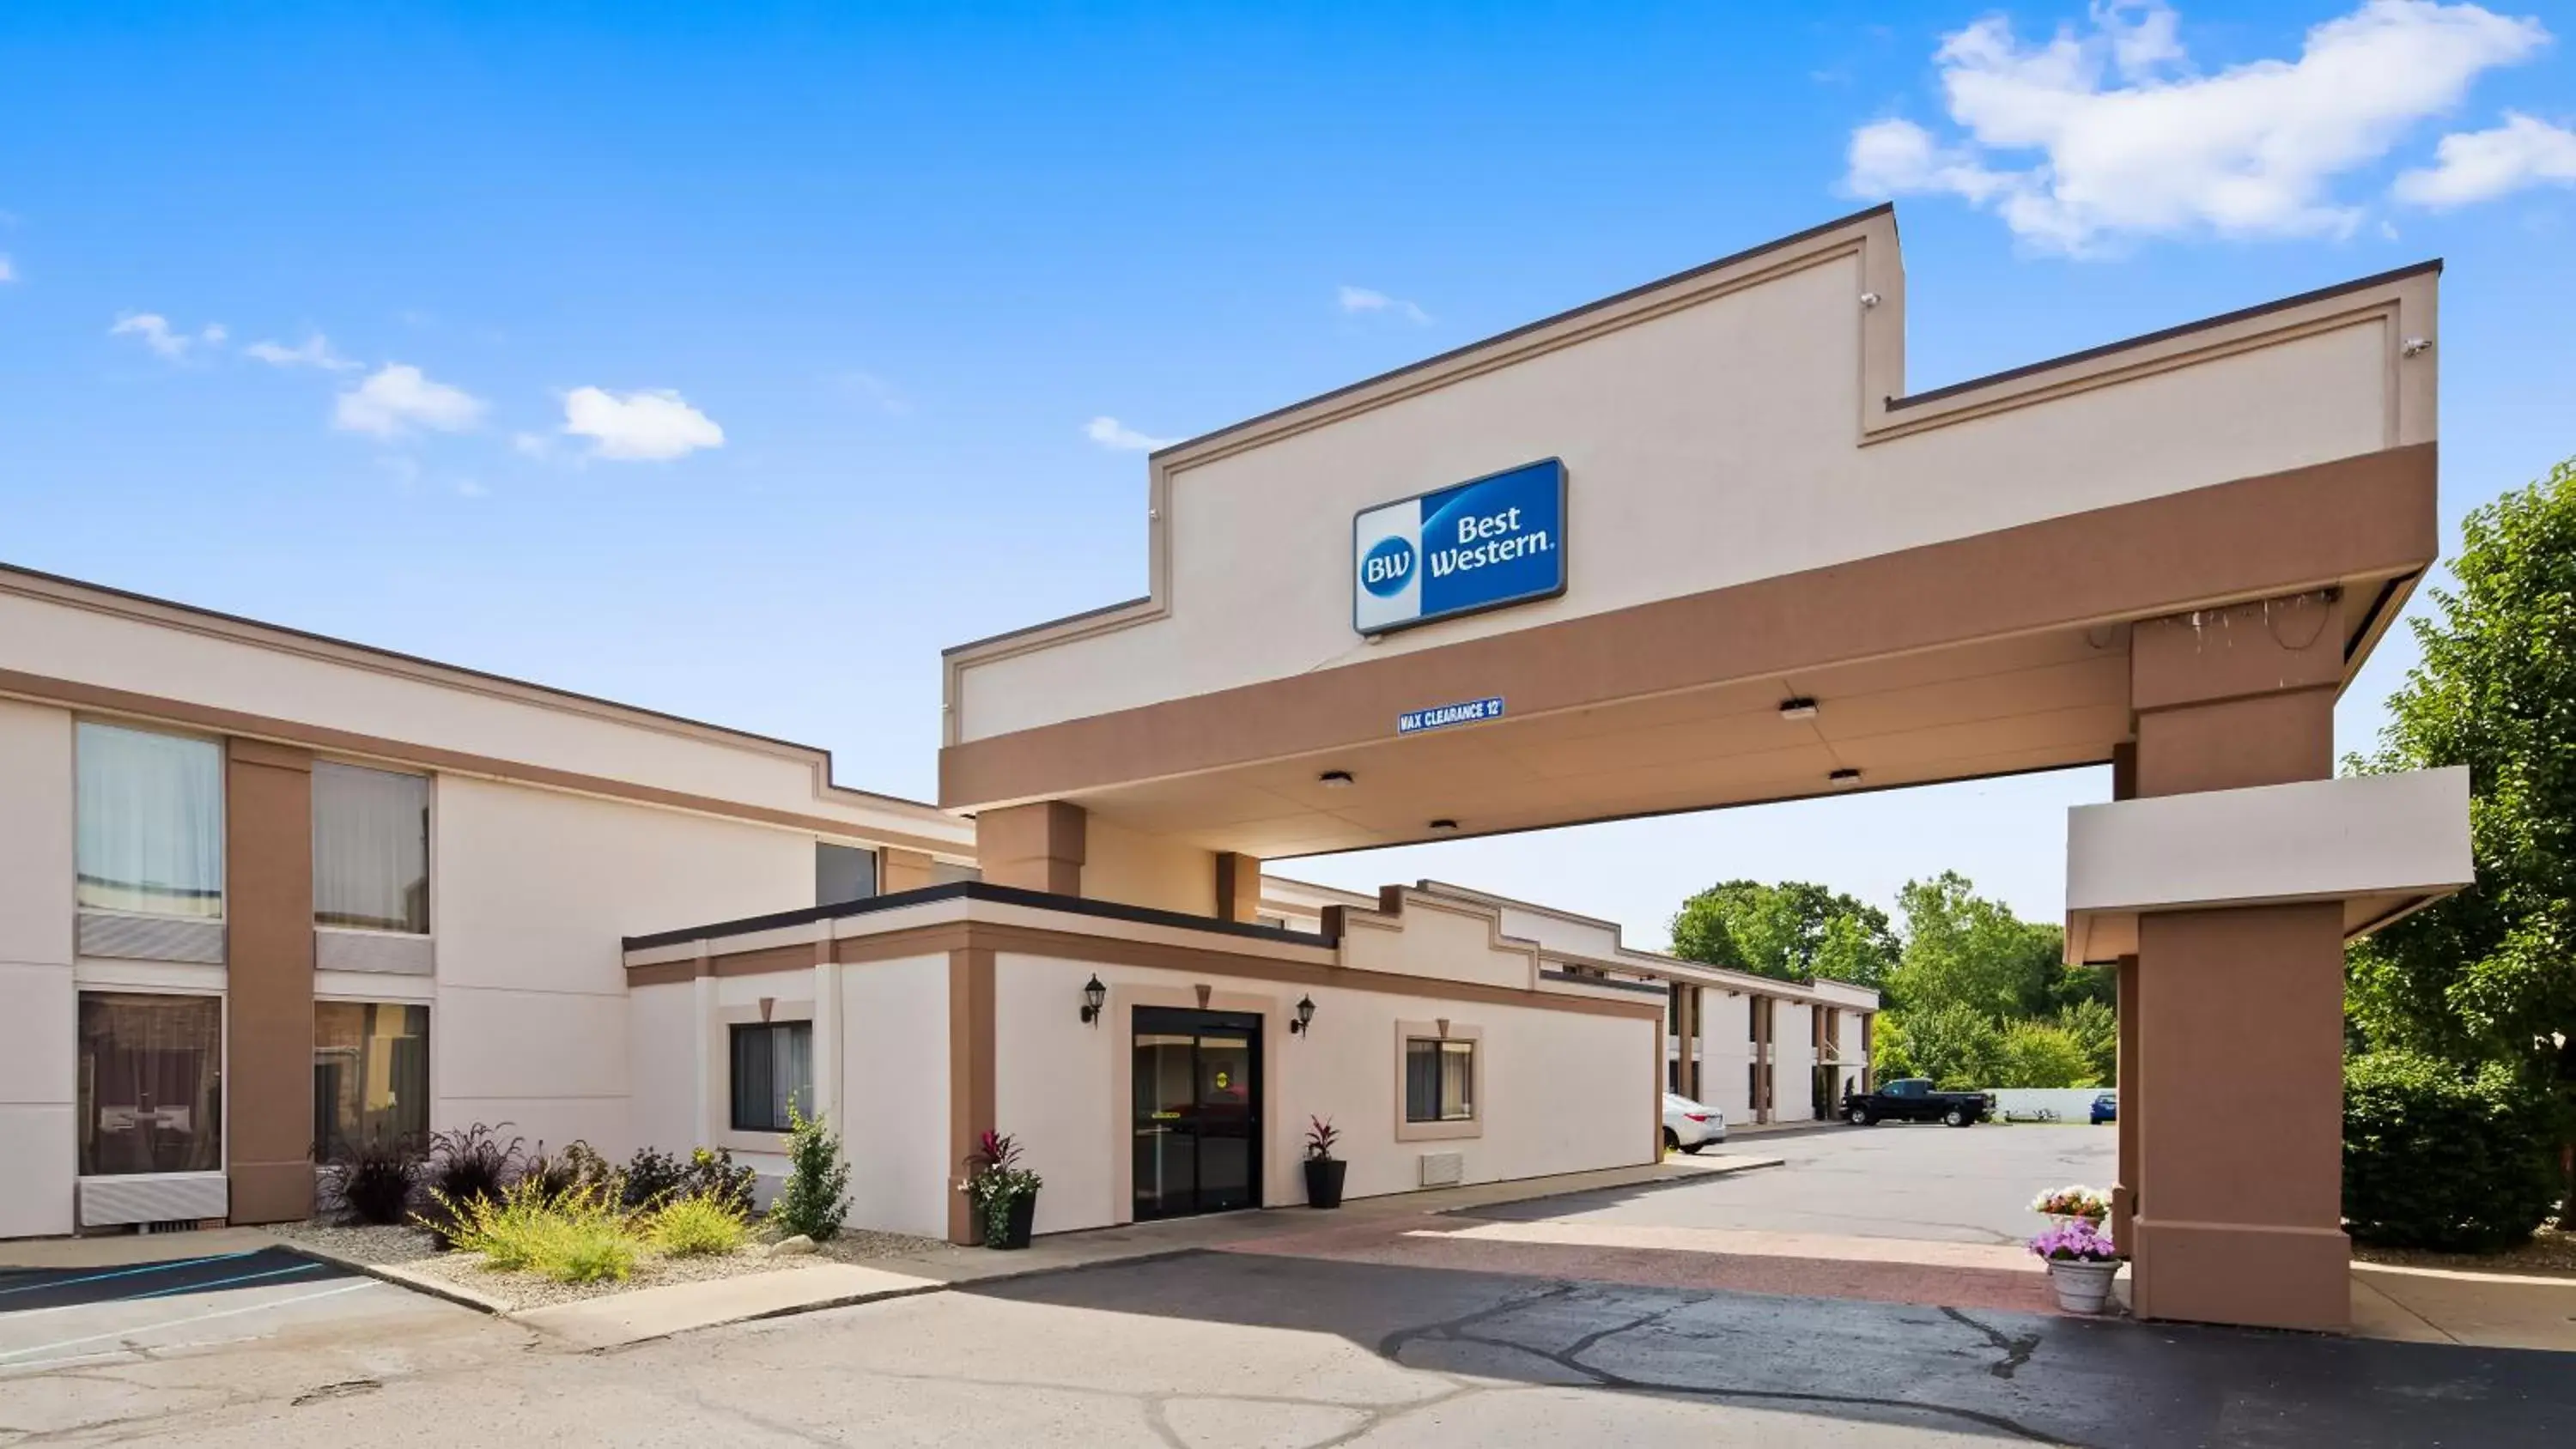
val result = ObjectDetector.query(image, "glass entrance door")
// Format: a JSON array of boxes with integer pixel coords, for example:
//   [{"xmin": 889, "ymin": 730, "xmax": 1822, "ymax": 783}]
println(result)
[{"xmin": 1133, "ymin": 1007, "xmax": 1261, "ymax": 1220}]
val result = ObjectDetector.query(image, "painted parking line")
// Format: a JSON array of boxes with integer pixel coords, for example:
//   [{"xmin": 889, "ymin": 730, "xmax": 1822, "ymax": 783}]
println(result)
[
  {"xmin": 0, "ymin": 1246, "xmax": 349, "ymax": 1315},
  {"xmin": 0, "ymin": 1280, "xmax": 380, "ymax": 1369},
  {"xmin": 0, "ymin": 1252, "xmax": 261, "ymax": 1300}
]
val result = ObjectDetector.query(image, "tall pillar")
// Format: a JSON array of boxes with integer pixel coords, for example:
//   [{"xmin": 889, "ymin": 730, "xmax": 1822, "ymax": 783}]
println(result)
[
  {"xmin": 1753, "ymin": 995, "xmax": 1772, "ymax": 1124},
  {"xmin": 1213, "ymin": 852, "xmax": 1262, "ymax": 923},
  {"xmin": 2108, "ymin": 739, "xmax": 2141, "ymax": 1255},
  {"xmin": 975, "ymin": 801, "xmax": 1085, "ymax": 895},
  {"xmin": 2128, "ymin": 591, "xmax": 2349, "ymax": 1330},
  {"xmin": 224, "ymin": 739, "xmax": 315, "ymax": 1225}
]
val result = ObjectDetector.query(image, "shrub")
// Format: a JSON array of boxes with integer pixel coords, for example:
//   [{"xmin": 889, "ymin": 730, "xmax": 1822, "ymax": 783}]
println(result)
[
  {"xmin": 319, "ymin": 1131, "xmax": 422, "ymax": 1226},
  {"xmin": 617, "ymin": 1145, "xmax": 756, "ymax": 1211},
  {"xmin": 522, "ymin": 1140, "xmax": 617, "ymax": 1204},
  {"xmin": 2344, "ymin": 1050, "xmax": 2564, "ymax": 1252},
  {"xmin": 650, "ymin": 1193, "xmax": 750, "ymax": 1257},
  {"xmin": 419, "ymin": 1123, "xmax": 526, "ymax": 1246},
  {"xmin": 621, "ymin": 1147, "xmax": 689, "ymax": 1209},
  {"xmin": 769, "ymin": 1100, "xmax": 852, "ymax": 1242},
  {"xmin": 429, "ymin": 1177, "xmax": 639, "ymax": 1282}
]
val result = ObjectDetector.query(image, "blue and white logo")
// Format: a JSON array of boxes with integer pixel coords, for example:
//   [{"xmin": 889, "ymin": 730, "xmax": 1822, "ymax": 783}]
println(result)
[
  {"xmin": 1352, "ymin": 458, "xmax": 1566, "ymax": 635},
  {"xmin": 1360, "ymin": 535, "xmax": 1415, "ymax": 597}
]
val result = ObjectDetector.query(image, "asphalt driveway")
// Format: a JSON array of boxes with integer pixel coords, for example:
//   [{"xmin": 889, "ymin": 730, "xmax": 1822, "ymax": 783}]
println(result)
[{"xmin": 1511, "ymin": 1120, "xmax": 2119, "ymax": 1246}]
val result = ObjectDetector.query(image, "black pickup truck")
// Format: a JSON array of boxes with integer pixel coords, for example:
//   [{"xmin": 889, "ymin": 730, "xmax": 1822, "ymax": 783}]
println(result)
[{"xmin": 1840, "ymin": 1078, "xmax": 1993, "ymax": 1127}]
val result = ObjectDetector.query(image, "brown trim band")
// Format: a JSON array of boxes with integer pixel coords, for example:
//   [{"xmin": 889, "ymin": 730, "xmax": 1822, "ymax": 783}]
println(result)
[
  {"xmin": 631, "ymin": 918, "xmax": 1664, "ymax": 1022},
  {"xmin": 0, "ymin": 666, "xmax": 970, "ymax": 858},
  {"xmin": 940, "ymin": 445, "xmax": 2436, "ymax": 809}
]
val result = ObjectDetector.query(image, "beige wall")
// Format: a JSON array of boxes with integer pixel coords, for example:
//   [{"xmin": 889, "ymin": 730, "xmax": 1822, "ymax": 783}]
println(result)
[
  {"xmin": 1338, "ymin": 896, "xmax": 1535, "ymax": 992},
  {"xmin": 1078, "ymin": 816, "xmax": 1217, "ymax": 915},
  {"xmin": 0, "ymin": 573, "xmax": 969, "ymax": 852},
  {"xmin": 836, "ymin": 954, "xmax": 951, "ymax": 1238},
  {"xmin": 434, "ymin": 775, "xmax": 817, "ymax": 1157},
  {"xmin": 992, "ymin": 949, "xmax": 1655, "ymax": 1234},
  {"xmin": 0, "ymin": 700, "xmax": 76, "ymax": 1238},
  {"xmin": 953, "ymin": 224, "xmax": 2425, "ymax": 744}
]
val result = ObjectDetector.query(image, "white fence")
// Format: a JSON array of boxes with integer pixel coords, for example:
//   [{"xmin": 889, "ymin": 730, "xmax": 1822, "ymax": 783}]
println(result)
[{"xmin": 1984, "ymin": 1088, "xmax": 2111, "ymax": 1121}]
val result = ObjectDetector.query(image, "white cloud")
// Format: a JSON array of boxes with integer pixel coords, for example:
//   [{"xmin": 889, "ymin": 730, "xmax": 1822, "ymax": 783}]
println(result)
[
  {"xmin": 561, "ymin": 386, "xmax": 724, "ymax": 461},
  {"xmin": 243, "ymin": 333, "xmax": 359, "ymax": 371},
  {"xmin": 109, "ymin": 312, "xmax": 227, "ymax": 360},
  {"xmin": 2395, "ymin": 112, "xmax": 2576, "ymax": 205},
  {"xmin": 1084, "ymin": 415, "xmax": 1176, "ymax": 452},
  {"xmin": 1844, "ymin": 1, "xmax": 2554, "ymax": 252},
  {"xmin": 334, "ymin": 363, "xmax": 486, "ymax": 438},
  {"xmin": 0, "ymin": 257, "xmax": 15, "ymax": 283},
  {"xmin": 1338, "ymin": 284, "xmax": 1431, "ymax": 324}
]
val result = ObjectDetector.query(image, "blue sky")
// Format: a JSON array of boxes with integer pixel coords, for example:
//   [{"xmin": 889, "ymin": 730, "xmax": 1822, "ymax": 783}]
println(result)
[{"xmin": 3, "ymin": 2, "xmax": 2571, "ymax": 944}]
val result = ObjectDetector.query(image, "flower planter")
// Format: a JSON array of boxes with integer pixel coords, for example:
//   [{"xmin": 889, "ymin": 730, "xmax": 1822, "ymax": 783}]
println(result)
[
  {"xmin": 1303, "ymin": 1158, "xmax": 1347, "ymax": 1210},
  {"xmin": 988, "ymin": 1192, "xmax": 1036, "ymax": 1250},
  {"xmin": 2045, "ymin": 1258, "xmax": 2120, "ymax": 1313}
]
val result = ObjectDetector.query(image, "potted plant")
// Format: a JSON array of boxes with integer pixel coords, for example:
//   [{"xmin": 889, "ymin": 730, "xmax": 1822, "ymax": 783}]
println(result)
[
  {"xmin": 1303, "ymin": 1116, "xmax": 1346, "ymax": 1209},
  {"xmin": 2028, "ymin": 1185, "xmax": 2111, "ymax": 1227},
  {"xmin": 960, "ymin": 1129, "xmax": 1042, "ymax": 1249},
  {"xmin": 2029, "ymin": 1218, "xmax": 2123, "ymax": 1313}
]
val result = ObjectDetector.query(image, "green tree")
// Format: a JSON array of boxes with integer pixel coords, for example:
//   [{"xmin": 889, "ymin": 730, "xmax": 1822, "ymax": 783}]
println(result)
[
  {"xmin": 1994, "ymin": 1019, "xmax": 2096, "ymax": 1088},
  {"xmin": 1670, "ymin": 880, "xmax": 1899, "ymax": 986},
  {"xmin": 1887, "ymin": 871, "xmax": 2063, "ymax": 1017},
  {"xmin": 2346, "ymin": 458, "xmax": 2576, "ymax": 1106},
  {"xmin": 2056, "ymin": 999, "xmax": 2119, "ymax": 1087},
  {"xmin": 1885, "ymin": 1002, "xmax": 2002, "ymax": 1089}
]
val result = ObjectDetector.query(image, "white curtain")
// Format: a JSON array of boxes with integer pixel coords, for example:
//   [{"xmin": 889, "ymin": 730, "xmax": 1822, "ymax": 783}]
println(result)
[
  {"xmin": 76, "ymin": 724, "xmax": 224, "ymax": 919},
  {"xmin": 313, "ymin": 762, "xmax": 430, "ymax": 932}
]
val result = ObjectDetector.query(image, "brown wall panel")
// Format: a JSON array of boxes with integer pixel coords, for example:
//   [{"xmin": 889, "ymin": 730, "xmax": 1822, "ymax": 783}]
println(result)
[{"xmin": 225, "ymin": 740, "xmax": 315, "ymax": 1224}]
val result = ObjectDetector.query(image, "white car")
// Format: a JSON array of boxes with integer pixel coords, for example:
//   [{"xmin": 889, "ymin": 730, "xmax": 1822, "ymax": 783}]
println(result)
[{"xmin": 1662, "ymin": 1093, "xmax": 1725, "ymax": 1154}]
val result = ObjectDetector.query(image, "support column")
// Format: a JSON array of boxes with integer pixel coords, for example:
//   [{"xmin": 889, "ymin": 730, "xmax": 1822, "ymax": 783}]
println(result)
[
  {"xmin": 1213, "ymin": 852, "xmax": 1262, "ymax": 923},
  {"xmin": 1753, "ymin": 995, "xmax": 1772, "ymax": 1124},
  {"xmin": 946, "ymin": 947, "xmax": 995, "ymax": 1244},
  {"xmin": 975, "ymin": 801, "xmax": 1085, "ymax": 895},
  {"xmin": 223, "ymin": 739, "xmax": 315, "ymax": 1225},
  {"xmin": 2127, "ymin": 591, "xmax": 2349, "ymax": 1331},
  {"xmin": 2109, "ymin": 740, "xmax": 2140, "ymax": 1256},
  {"xmin": 880, "ymin": 847, "xmax": 936, "ymax": 894}
]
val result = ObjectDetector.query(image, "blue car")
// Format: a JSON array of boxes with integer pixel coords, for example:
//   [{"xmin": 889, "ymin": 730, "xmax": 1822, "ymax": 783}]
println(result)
[{"xmin": 2090, "ymin": 1092, "xmax": 2117, "ymax": 1125}]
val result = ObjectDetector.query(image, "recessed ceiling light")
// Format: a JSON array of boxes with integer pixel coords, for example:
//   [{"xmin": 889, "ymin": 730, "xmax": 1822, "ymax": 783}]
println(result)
[
  {"xmin": 1427, "ymin": 818, "xmax": 1460, "ymax": 831},
  {"xmin": 1828, "ymin": 768, "xmax": 1862, "ymax": 787},
  {"xmin": 1318, "ymin": 770, "xmax": 1354, "ymax": 788},
  {"xmin": 1779, "ymin": 697, "xmax": 1820, "ymax": 720}
]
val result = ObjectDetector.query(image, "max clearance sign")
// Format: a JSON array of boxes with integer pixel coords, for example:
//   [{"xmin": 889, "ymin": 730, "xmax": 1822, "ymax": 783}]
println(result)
[{"xmin": 1352, "ymin": 458, "xmax": 1566, "ymax": 636}]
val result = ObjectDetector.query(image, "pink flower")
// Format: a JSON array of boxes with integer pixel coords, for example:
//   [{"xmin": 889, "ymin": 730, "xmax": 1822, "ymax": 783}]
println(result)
[{"xmin": 2029, "ymin": 1218, "xmax": 2120, "ymax": 1264}]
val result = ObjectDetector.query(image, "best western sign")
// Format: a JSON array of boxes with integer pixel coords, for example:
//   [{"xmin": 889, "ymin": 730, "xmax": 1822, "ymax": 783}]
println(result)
[{"xmin": 1352, "ymin": 458, "xmax": 1566, "ymax": 635}]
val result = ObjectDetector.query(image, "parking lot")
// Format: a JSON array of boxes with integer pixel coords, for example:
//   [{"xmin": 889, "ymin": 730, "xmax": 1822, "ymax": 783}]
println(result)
[{"xmin": 1515, "ymin": 1119, "xmax": 2121, "ymax": 1246}]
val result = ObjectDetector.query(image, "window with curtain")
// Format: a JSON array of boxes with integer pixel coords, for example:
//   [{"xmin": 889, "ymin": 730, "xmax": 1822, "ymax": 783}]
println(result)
[
  {"xmin": 1403, "ymin": 1038, "xmax": 1476, "ymax": 1123},
  {"xmin": 729, "ymin": 1021, "xmax": 813, "ymax": 1132},
  {"xmin": 313, "ymin": 762, "xmax": 430, "ymax": 933},
  {"xmin": 313, "ymin": 1002, "xmax": 429, "ymax": 1156},
  {"xmin": 815, "ymin": 843, "xmax": 878, "ymax": 906},
  {"xmin": 76, "ymin": 723, "xmax": 225, "ymax": 919},
  {"xmin": 78, "ymin": 992, "xmax": 224, "ymax": 1176}
]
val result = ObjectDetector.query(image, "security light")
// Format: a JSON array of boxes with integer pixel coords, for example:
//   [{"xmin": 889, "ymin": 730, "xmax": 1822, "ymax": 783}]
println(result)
[
  {"xmin": 1318, "ymin": 770, "xmax": 1354, "ymax": 788},
  {"xmin": 1078, "ymin": 973, "xmax": 1108, "ymax": 1025},
  {"xmin": 1828, "ymin": 768, "xmax": 1862, "ymax": 787},
  {"xmin": 1427, "ymin": 818, "xmax": 1460, "ymax": 832},
  {"xmin": 1778, "ymin": 698, "xmax": 1820, "ymax": 720},
  {"xmin": 1291, "ymin": 995, "xmax": 1317, "ymax": 1035}
]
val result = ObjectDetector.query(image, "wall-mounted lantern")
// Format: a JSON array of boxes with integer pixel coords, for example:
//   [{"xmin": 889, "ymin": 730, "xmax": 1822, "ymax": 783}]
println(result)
[
  {"xmin": 1290, "ymin": 995, "xmax": 1317, "ymax": 1035},
  {"xmin": 1079, "ymin": 974, "xmax": 1108, "ymax": 1026}
]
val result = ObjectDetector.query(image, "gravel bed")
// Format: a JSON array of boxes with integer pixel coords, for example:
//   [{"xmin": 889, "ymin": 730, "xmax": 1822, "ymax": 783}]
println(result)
[
  {"xmin": 266, "ymin": 1219, "xmax": 444, "ymax": 1264},
  {"xmin": 269, "ymin": 1216, "xmax": 962, "ymax": 1311},
  {"xmin": 398, "ymin": 1240, "xmax": 808, "ymax": 1311}
]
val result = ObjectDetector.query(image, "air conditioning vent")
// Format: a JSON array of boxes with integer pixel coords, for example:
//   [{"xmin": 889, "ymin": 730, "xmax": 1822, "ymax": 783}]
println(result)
[
  {"xmin": 1418, "ymin": 1151, "xmax": 1465, "ymax": 1188},
  {"xmin": 315, "ymin": 928, "xmax": 434, "ymax": 976},
  {"xmin": 77, "ymin": 911, "xmax": 226, "ymax": 965},
  {"xmin": 79, "ymin": 1173, "xmax": 228, "ymax": 1228}
]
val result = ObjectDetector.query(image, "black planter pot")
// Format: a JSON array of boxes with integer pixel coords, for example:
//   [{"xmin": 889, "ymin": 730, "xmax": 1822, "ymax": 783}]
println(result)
[
  {"xmin": 1303, "ymin": 1157, "xmax": 1348, "ymax": 1209},
  {"xmin": 988, "ymin": 1192, "xmax": 1036, "ymax": 1249}
]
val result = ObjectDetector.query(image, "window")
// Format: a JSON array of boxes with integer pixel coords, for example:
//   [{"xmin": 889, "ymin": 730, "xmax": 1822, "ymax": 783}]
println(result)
[
  {"xmin": 816, "ymin": 844, "xmax": 878, "ymax": 906},
  {"xmin": 313, "ymin": 1003, "xmax": 429, "ymax": 1155},
  {"xmin": 313, "ymin": 762, "xmax": 430, "ymax": 933},
  {"xmin": 729, "ymin": 1021, "xmax": 813, "ymax": 1132},
  {"xmin": 77, "ymin": 992, "xmax": 223, "ymax": 1176},
  {"xmin": 1403, "ymin": 1038, "xmax": 1476, "ymax": 1123},
  {"xmin": 76, "ymin": 723, "xmax": 224, "ymax": 919}
]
